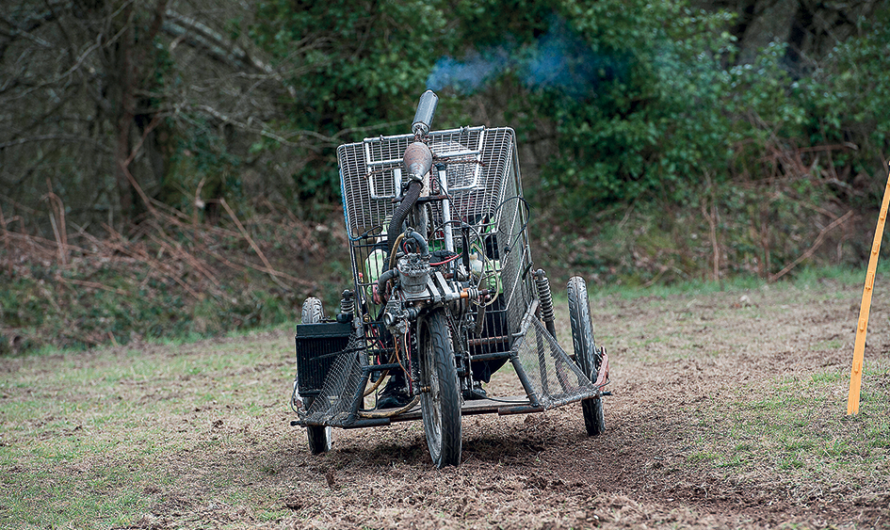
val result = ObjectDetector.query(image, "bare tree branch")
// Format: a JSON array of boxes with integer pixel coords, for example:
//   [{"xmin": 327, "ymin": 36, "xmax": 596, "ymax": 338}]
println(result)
[
  {"xmin": 0, "ymin": 134, "xmax": 113, "ymax": 152},
  {"xmin": 162, "ymin": 9, "xmax": 296, "ymax": 98},
  {"xmin": 189, "ymin": 103, "xmax": 335, "ymax": 149}
]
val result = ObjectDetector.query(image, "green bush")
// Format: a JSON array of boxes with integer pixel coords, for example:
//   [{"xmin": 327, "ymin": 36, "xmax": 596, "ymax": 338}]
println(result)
[{"xmin": 249, "ymin": 0, "xmax": 450, "ymax": 210}]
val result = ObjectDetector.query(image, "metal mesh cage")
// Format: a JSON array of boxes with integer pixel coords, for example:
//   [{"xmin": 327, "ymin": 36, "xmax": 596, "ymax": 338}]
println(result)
[
  {"xmin": 340, "ymin": 127, "xmax": 488, "ymax": 236},
  {"xmin": 338, "ymin": 127, "xmax": 514, "ymax": 237},
  {"xmin": 512, "ymin": 307, "xmax": 601, "ymax": 409},
  {"xmin": 291, "ymin": 125, "xmax": 598, "ymax": 428},
  {"xmin": 339, "ymin": 126, "xmax": 531, "ymax": 345},
  {"xmin": 299, "ymin": 334, "xmax": 366, "ymax": 427}
]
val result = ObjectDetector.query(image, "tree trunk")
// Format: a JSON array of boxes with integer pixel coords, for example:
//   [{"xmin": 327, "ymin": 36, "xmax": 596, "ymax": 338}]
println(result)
[
  {"xmin": 113, "ymin": 7, "xmax": 135, "ymax": 223},
  {"xmin": 111, "ymin": 1, "xmax": 168, "ymax": 226}
]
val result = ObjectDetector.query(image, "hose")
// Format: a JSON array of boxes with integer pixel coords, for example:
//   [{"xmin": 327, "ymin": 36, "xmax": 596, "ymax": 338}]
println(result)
[
  {"xmin": 387, "ymin": 180, "xmax": 422, "ymax": 258},
  {"xmin": 376, "ymin": 268, "xmax": 398, "ymax": 301},
  {"xmin": 358, "ymin": 396, "xmax": 420, "ymax": 419},
  {"xmin": 404, "ymin": 228, "xmax": 429, "ymax": 257},
  {"xmin": 363, "ymin": 367, "xmax": 389, "ymax": 396}
]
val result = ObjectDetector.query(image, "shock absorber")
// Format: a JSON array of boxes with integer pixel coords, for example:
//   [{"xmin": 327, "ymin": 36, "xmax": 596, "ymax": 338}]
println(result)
[{"xmin": 534, "ymin": 269, "xmax": 557, "ymax": 337}]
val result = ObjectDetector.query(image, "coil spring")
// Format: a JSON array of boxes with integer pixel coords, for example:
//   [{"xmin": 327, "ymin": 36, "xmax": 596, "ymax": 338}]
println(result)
[
  {"xmin": 340, "ymin": 290, "xmax": 355, "ymax": 316},
  {"xmin": 533, "ymin": 269, "xmax": 555, "ymax": 323}
]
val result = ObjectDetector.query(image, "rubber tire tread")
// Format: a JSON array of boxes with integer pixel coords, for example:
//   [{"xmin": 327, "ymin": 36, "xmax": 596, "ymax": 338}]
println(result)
[
  {"xmin": 420, "ymin": 310, "xmax": 462, "ymax": 468},
  {"xmin": 301, "ymin": 297, "xmax": 333, "ymax": 454},
  {"xmin": 567, "ymin": 277, "xmax": 605, "ymax": 436}
]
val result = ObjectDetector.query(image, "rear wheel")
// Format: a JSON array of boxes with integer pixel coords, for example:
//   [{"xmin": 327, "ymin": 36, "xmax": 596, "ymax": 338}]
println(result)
[
  {"xmin": 301, "ymin": 297, "xmax": 333, "ymax": 454},
  {"xmin": 567, "ymin": 277, "xmax": 605, "ymax": 436},
  {"xmin": 419, "ymin": 310, "xmax": 462, "ymax": 467}
]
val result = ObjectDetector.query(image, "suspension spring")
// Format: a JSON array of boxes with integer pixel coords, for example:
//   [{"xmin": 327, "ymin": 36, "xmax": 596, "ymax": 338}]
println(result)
[{"xmin": 533, "ymin": 269, "xmax": 557, "ymax": 336}]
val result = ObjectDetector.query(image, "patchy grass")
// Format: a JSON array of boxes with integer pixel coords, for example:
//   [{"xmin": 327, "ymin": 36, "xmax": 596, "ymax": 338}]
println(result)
[
  {"xmin": 1, "ymin": 266, "xmax": 889, "ymax": 528},
  {"xmin": 686, "ymin": 359, "xmax": 890, "ymax": 497},
  {"xmin": 0, "ymin": 330, "xmax": 297, "ymax": 529}
]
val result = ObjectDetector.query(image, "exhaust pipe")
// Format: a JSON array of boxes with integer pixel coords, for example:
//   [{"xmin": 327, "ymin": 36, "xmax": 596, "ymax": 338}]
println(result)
[
  {"xmin": 386, "ymin": 91, "xmax": 438, "ymax": 261},
  {"xmin": 412, "ymin": 90, "xmax": 438, "ymax": 138}
]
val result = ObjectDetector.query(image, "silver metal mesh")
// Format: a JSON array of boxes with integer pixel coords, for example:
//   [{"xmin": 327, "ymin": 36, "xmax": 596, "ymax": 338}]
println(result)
[
  {"xmin": 513, "ymin": 307, "xmax": 600, "ymax": 409},
  {"xmin": 497, "ymin": 155, "xmax": 535, "ymax": 336},
  {"xmin": 300, "ymin": 334, "xmax": 365, "ymax": 427},
  {"xmin": 338, "ymin": 127, "xmax": 512, "ymax": 238}
]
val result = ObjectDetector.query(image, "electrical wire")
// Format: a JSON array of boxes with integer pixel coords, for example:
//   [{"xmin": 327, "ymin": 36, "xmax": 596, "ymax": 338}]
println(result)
[
  {"xmin": 404, "ymin": 329, "xmax": 414, "ymax": 392},
  {"xmin": 430, "ymin": 253, "xmax": 460, "ymax": 267},
  {"xmin": 350, "ymin": 224, "xmax": 384, "ymax": 242},
  {"xmin": 404, "ymin": 328, "xmax": 417, "ymax": 386}
]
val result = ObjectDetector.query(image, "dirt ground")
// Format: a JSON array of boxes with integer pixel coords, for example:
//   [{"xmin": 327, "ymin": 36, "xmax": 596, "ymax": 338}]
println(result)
[{"xmin": 2, "ymin": 275, "xmax": 890, "ymax": 529}]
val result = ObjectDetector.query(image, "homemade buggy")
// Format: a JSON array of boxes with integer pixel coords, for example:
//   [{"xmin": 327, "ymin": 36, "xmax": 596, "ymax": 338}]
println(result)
[{"xmin": 291, "ymin": 91, "xmax": 611, "ymax": 467}]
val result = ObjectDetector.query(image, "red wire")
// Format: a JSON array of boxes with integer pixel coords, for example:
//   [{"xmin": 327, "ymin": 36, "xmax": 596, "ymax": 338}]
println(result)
[{"xmin": 430, "ymin": 254, "xmax": 460, "ymax": 267}]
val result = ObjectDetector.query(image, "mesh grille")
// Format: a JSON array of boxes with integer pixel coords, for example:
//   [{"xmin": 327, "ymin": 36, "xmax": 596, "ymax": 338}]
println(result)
[
  {"xmin": 300, "ymin": 334, "xmax": 366, "ymax": 427},
  {"xmin": 513, "ymin": 307, "xmax": 601, "ymax": 409},
  {"xmin": 338, "ymin": 127, "xmax": 513, "ymax": 238}
]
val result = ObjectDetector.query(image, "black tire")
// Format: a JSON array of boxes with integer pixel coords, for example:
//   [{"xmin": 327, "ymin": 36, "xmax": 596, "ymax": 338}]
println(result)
[
  {"xmin": 419, "ymin": 310, "xmax": 462, "ymax": 468},
  {"xmin": 567, "ymin": 277, "xmax": 605, "ymax": 436},
  {"xmin": 301, "ymin": 297, "xmax": 332, "ymax": 454}
]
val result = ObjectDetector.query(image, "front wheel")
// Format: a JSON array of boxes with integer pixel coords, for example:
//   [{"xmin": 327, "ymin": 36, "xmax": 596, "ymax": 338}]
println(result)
[
  {"xmin": 567, "ymin": 277, "xmax": 605, "ymax": 436},
  {"xmin": 419, "ymin": 310, "xmax": 462, "ymax": 468},
  {"xmin": 301, "ymin": 297, "xmax": 333, "ymax": 454}
]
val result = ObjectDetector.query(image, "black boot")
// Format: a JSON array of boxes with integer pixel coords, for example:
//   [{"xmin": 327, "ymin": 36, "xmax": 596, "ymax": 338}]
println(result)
[
  {"xmin": 377, "ymin": 372, "xmax": 411, "ymax": 409},
  {"xmin": 462, "ymin": 379, "xmax": 487, "ymax": 400}
]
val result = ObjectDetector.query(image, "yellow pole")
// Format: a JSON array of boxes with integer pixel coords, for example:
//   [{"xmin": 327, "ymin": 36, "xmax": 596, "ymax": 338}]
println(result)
[{"xmin": 848, "ymin": 165, "xmax": 890, "ymax": 415}]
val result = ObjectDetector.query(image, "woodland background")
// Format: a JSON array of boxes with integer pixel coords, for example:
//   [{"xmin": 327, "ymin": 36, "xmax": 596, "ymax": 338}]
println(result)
[{"xmin": 1, "ymin": 0, "xmax": 888, "ymax": 352}]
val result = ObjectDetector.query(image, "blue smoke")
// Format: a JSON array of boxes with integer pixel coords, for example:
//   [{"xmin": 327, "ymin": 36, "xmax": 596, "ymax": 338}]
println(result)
[
  {"xmin": 427, "ymin": 17, "xmax": 605, "ymax": 98},
  {"xmin": 427, "ymin": 47, "xmax": 513, "ymax": 93}
]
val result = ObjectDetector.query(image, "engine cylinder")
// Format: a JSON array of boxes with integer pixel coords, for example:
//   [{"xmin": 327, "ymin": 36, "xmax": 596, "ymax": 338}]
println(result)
[{"xmin": 397, "ymin": 254, "xmax": 431, "ymax": 296}]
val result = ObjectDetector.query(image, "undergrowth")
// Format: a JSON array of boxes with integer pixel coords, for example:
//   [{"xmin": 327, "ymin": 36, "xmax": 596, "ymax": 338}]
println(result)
[
  {"xmin": 0, "ymin": 271, "xmax": 293, "ymax": 353},
  {"xmin": 2, "ymin": 178, "xmax": 886, "ymax": 355},
  {"xmin": 534, "ymin": 172, "xmax": 883, "ymax": 291},
  {"xmin": 0, "ymin": 198, "xmax": 351, "ymax": 354}
]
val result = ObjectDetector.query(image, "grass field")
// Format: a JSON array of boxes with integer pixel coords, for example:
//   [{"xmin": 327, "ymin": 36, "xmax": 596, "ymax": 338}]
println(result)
[{"xmin": 1, "ymin": 267, "xmax": 889, "ymax": 528}]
